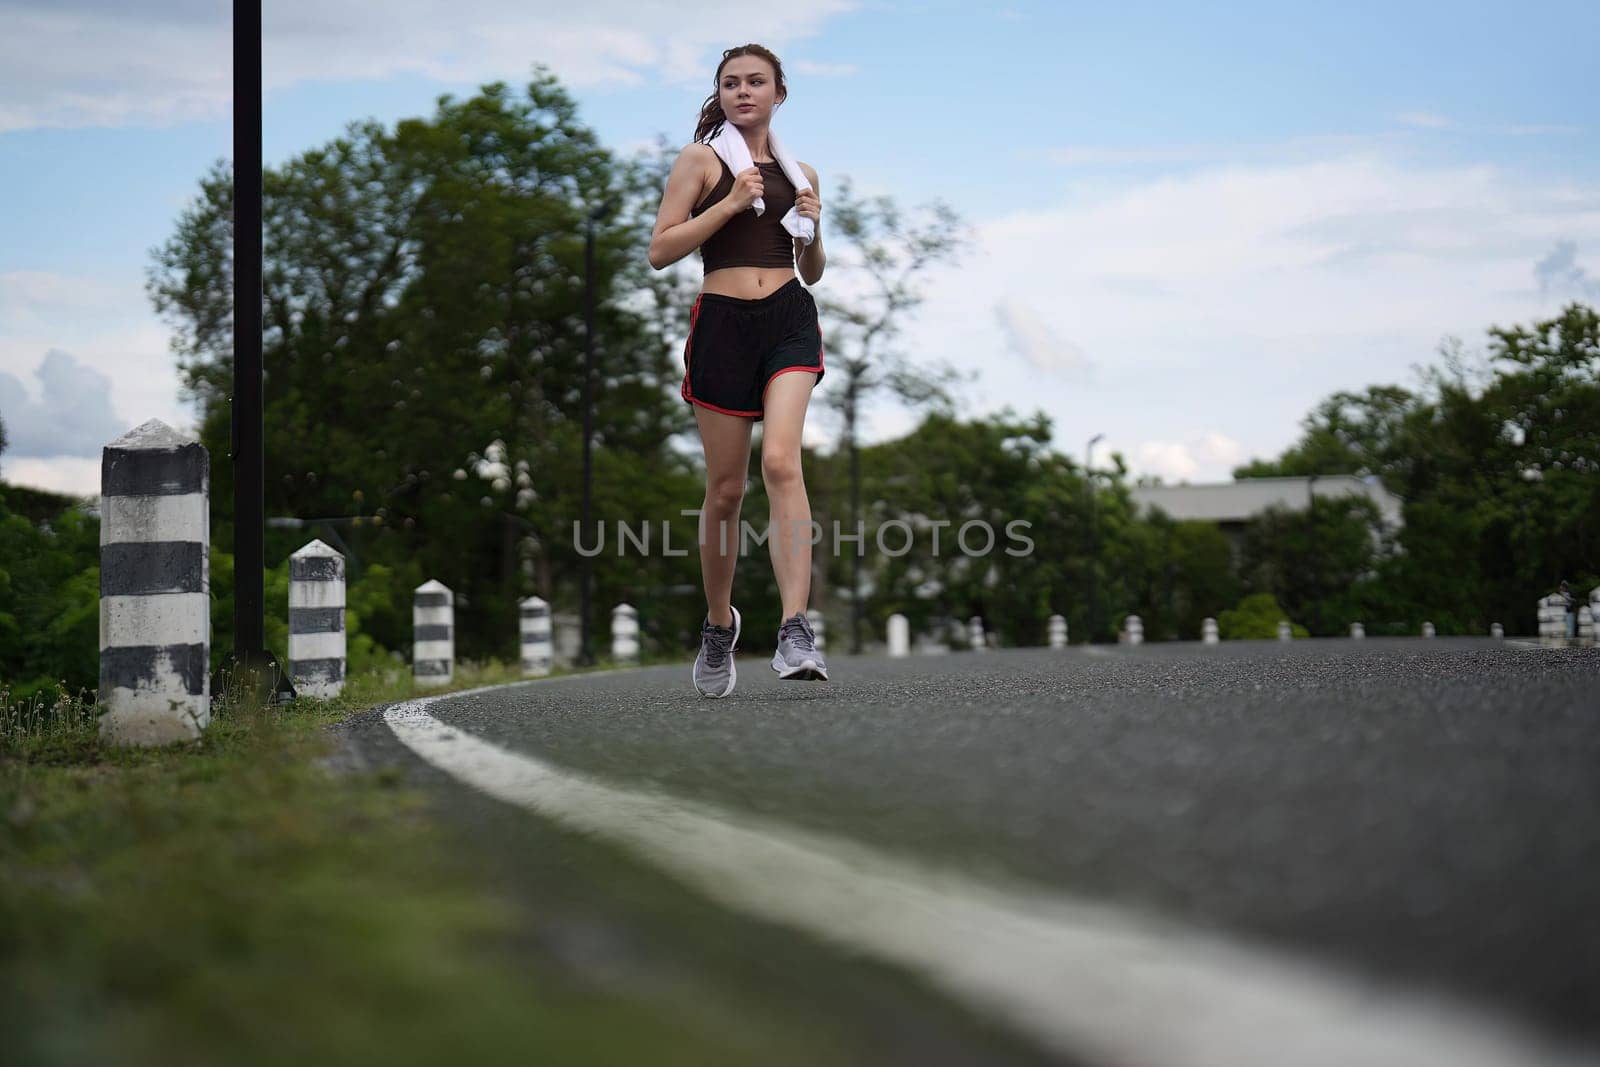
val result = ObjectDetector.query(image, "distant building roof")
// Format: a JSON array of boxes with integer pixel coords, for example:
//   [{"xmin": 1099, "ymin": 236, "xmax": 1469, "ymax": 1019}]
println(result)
[{"xmin": 1129, "ymin": 475, "xmax": 1403, "ymax": 528}]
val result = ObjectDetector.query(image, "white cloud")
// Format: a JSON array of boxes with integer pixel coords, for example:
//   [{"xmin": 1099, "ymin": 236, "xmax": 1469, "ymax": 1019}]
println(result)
[
  {"xmin": 1135, "ymin": 441, "xmax": 1200, "ymax": 482},
  {"xmin": 0, "ymin": 0, "xmax": 858, "ymax": 133},
  {"xmin": 885, "ymin": 151, "xmax": 1600, "ymax": 484},
  {"xmin": 0, "ymin": 270, "xmax": 191, "ymax": 489},
  {"xmin": 1, "ymin": 456, "xmax": 102, "ymax": 497},
  {"xmin": 1132, "ymin": 433, "xmax": 1247, "ymax": 484},
  {"xmin": 1194, "ymin": 432, "xmax": 1246, "ymax": 468},
  {"xmin": 1534, "ymin": 240, "xmax": 1600, "ymax": 300},
  {"xmin": 0, "ymin": 348, "xmax": 125, "ymax": 457},
  {"xmin": 992, "ymin": 300, "xmax": 1094, "ymax": 380}
]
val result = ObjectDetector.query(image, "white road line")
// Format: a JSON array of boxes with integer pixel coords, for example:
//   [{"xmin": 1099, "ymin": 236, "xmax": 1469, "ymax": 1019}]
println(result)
[{"xmin": 385, "ymin": 691, "xmax": 1592, "ymax": 1067}]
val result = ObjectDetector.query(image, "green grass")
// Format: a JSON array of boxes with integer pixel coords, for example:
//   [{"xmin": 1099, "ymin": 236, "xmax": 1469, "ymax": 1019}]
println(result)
[{"xmin": 0, "ymin": 657, "xmax": 809, "ymax": 1067}]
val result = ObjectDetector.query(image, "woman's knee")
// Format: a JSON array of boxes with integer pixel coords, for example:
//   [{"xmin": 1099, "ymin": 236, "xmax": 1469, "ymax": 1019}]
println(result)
[
  {"xmin": 704, "ymin": 476, "xmax": 746, "ymax": 514},
  {"xmin": 761, "ymin": 452, "xmax": 803, "ymax": 489}
]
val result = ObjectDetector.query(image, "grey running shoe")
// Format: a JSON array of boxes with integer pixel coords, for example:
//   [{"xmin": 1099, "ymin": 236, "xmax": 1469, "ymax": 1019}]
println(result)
[
  {"xmin": 692, "ymin": 605, "xmax": 741, "ymax": 698},
  {"xmin": 772, "ymin": 612, "xmax": 829, "ymax": 680}
]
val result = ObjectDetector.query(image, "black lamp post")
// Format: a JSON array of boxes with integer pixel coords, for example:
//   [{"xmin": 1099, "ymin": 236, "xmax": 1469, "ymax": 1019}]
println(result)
[
  {"xmin": 1085, "ymin": 432, "xmax": 1104, "ymax": 644},
  {"xmin": 579, "ymin": 198, "xmax": 619, "ymax": 667},
  {"xmin": 219, "ymin": 0, "xmax": 292, "ymax": 702}
]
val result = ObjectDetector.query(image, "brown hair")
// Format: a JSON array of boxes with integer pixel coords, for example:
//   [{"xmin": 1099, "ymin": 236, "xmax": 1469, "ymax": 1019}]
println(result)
[{"xmin": 693, "ymin": 44, "xmax": 787, "ymax": 144}]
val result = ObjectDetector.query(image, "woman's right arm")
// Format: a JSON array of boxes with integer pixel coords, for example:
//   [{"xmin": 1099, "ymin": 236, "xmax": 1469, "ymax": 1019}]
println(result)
[{"xmin": 649, "ymin": 146, "xmax": 735, "ymax": 270}]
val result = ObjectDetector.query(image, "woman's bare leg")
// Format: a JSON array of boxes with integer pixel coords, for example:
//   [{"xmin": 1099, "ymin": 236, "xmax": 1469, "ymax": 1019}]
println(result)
[
  {"xmin": 759, "ymin": 372, "xmax": 818, "ymax": 620},
  {"xmin": 694, "ymin": 404, "xmax": 754, "ymax": 628}
]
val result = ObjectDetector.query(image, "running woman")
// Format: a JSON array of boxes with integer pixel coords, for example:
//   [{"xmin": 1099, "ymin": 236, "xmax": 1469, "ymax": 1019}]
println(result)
[{"xmin": 648, "ymin": 43, "xmax": 828, "ymax": 698}]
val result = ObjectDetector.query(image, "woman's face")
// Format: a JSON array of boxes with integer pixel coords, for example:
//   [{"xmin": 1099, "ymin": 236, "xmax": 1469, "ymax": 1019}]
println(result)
[{"xmin": 718, "ymin": 57, "xmax": 782, "ymax": 126}]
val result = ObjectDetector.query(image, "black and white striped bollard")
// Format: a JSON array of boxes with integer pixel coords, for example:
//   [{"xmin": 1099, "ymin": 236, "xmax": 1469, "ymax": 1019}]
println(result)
[
  {"xmin": 98, "ymin": 419, "xmax": 210, "ymax": 745},
  {"xmin": 887, "ymin": 613, "xmax": 910, "ymax": 657},
  {"xmin": 520, "ymin": 596, "xmax": 552, "ymax": 677},
  {"xmin": 610, "ymin": 602, "xmax": 639, "ymax": 665},
  {"xmin": 1536, "ymin": 594, "xmax": 1567, "ymax": 646},
  {"xmin": 413, "ymin": 580, "xmax": 454, "ymax": 686},
  {"xmin": 289, "ymin": 539, "xmax": 345, "ymax": 698}
]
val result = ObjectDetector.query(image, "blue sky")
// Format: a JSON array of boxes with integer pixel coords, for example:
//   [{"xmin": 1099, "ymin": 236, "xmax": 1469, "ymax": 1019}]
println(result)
[{"xmin": 2, "ymin": 0, "xmax": 1597, "ymax": 494}]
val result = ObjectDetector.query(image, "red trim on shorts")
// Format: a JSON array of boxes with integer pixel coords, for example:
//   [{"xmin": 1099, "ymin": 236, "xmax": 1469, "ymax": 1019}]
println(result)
[
  {"xmin": 680, "ymin": 295, "xmax": 704, "ymax": 404},
  {"xmin": 762, "ymin": 364, "xmax": 823, "ymax": 403},
  {"xmin": 816, "ymin": 306, "xmax": 826, "ymax": 371},
  {"xmin": 688, "ymin": 396, "xmax": 763, "ymax": 417}
]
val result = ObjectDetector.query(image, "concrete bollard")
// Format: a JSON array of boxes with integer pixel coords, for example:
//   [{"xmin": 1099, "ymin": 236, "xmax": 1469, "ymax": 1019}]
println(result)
[
  {"xmin": 611, "ymin": 602, "xmax": 639, "ymax": 664},
  {"xmin": 288, "ymin": 539, "xmax": 345, "ymax": 698},
  {"xmin": 1125, "ymin": 614, "xmax": 1144, "ymax": 646},
  {"xmin": 98, "ymin": 419, "xmax": 210, "ymax": 745},
  {"xmin": 1202, "ymin": 617, "xmax": 1219, "ymax": 644},
  {"xmin": 1490, "ymin": 622, "xmax": 1503, "ymax": 640},
  {"xmin": 520, "ymin": 597, "xmax": 552, "ymax": 676},
  {"xmin": 1048, "ymin": 614, "xmax": 1068, "ymax": 649},
  {"xmin": 1536, "ymin": 594, "xmax": 1568, "ymax": 646},
  {"xmin": 413, "ymin": 580, "xmax": 454, "ymax": 686},
  {"xmin": 1422, "ymin": 621, "xmax": 1436, "ymax": 639},
  {"xmin": 1580, "ymin": 606, "xmax": 1596, "ymax": 647},
  {"xmin": 968, "ymin": 615, "xmax": 986, "ymax": 651},
  {"xmin": 1350, "ymin": 622, "xmax": 1366, "ymax": 639},
  {"xmin": 806, "ymin": 609, "xmax": 826, "ymax": 651},
  {"xmin": 1277, "ymin": 620, "xmax": 1292, "ymax": 641},
  {"xmin": 887, "ymin": 614, "xmax": 910, "ymax": 657}
]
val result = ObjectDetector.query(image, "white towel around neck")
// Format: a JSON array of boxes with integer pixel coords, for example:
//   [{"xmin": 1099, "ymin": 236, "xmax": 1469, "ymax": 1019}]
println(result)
[{"xmin": 708, "ymin": 123, "xmax": 815, "ymax": 246}]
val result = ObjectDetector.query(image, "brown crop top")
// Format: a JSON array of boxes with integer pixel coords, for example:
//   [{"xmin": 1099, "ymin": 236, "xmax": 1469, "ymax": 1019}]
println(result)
[{"xmin": 691, "ymin": 154, "xmax": 797, "ymax": 273}]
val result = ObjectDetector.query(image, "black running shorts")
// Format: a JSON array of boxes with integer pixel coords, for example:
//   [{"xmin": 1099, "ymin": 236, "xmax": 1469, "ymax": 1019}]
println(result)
[{"xmin": 680, "ymin": 278, "xmax": 825, "ymax": 420}]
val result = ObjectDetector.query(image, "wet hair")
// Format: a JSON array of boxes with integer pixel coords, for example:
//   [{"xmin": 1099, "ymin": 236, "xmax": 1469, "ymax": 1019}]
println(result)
[{"xmin": 693, "ymin": 44, "xmax": 787, "ymax": 144}]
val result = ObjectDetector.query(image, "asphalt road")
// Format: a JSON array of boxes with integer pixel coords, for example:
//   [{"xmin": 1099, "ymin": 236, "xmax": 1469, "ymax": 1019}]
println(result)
[{"xmin": 342, "ymin": 638, "xmax": 1600, "ymax": 1064}]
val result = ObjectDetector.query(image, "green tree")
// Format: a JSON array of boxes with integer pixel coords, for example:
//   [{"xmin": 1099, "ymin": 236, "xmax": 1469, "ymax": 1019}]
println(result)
[
  {"xmin": 1217, "ymin": 593, "xmax": 1308, "ymax": 640},
  {"xmin": 0, "ymin": 488, "xmax": 99, "ymax": 701},
  {"xmin": 1233, "ymin": 384, "xmax": 1418, "ymax": 484},
  {"xmin": 1231, "ymin": 303, "xmax": 1600, "ymax": 634},
  {"xmin": 852, "ymin": 410, "xmax": 1070, "ymax": 647},
  {"xmin": 1117, "ymin": 512, "xmax": 1240, "ymax": 640},
  {"xmin": 1239, "ymin": 499, "xmax": 1385, "ymax": 636}
]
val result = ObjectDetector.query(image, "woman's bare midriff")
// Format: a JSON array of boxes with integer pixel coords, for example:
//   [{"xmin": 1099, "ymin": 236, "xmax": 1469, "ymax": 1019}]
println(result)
[{"xmin": 702, "ymin": 265, "xmax": 796, "ymax": 299}]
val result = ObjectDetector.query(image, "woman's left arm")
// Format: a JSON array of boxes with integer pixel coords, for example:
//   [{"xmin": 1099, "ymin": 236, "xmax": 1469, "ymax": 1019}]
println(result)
[{"xmin": 794, "ymin": 162, "xmax": 825, "ymax": 285}]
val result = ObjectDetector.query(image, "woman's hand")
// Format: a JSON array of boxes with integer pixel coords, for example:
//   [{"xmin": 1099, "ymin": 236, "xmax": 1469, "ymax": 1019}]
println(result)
[
  {"xmin": 727, "ymin": 166, "xmax": 765, "ymax": 213},
  {"xmin": 794, "ymin": 187, "xmax": 821, "ymax": 227}
]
